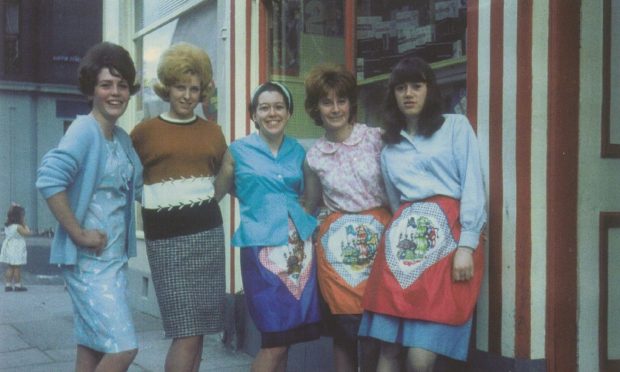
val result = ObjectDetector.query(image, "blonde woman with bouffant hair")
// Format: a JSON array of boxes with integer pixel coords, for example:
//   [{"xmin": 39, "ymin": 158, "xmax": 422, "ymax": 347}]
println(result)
[
  {"xmin": 130, "ymin": 42, "xmax": 227, "ymax": 372},
  {"xmin": 153, "ymin": 42, "xmax": 215, "ymax": 103}
]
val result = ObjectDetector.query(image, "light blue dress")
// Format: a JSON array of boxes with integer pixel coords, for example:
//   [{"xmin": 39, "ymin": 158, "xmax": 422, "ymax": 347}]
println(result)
[{"xmin": 63, "ymin": 136, "xmax": 138, "ymax": 353}]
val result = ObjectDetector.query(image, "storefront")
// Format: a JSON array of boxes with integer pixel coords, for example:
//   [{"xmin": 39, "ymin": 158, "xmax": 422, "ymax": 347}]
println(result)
[{"xmin": 103, "ymin": 0, "xmax": 619, "ymax": 370}]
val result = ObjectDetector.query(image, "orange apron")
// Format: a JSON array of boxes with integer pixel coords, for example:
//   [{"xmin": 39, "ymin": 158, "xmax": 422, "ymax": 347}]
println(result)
[{"xmin": 315, "ymin": 208, "xmax": 391, "ymax": 314}]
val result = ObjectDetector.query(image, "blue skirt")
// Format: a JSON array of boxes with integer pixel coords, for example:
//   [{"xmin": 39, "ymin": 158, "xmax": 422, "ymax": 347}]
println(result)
[
  {"xmin": 358, "ymin": 311, "xmax": 472, "ymax": 361},
  {"xmin": 240, "ymin": 243, "xmax": 321, "ymax": 344}
]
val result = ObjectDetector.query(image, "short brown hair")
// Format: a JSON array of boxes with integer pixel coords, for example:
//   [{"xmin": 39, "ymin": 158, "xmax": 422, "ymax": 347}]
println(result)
[{"xmin": 304, "ymin": 64, "xmax": 357, "ymax": 126}]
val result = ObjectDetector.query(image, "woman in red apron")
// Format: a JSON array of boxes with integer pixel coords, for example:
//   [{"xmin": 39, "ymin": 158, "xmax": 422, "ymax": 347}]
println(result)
[
  {"xmin": 359, "ymin": 57, "xmax": 487, "ymax": 371},
  {"xmin": 303, "ymin": 64, "xmax": 390, "ymax": 372}
]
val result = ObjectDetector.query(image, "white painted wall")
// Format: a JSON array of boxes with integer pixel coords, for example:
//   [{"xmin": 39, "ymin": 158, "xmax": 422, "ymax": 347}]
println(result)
[
  {"xmin": 500, "ymin": 0, "xmax": 518, "ymax": 357},
  {"xmin": 529, "ymin": 0, "xmax": 549, "ymax": 360}
]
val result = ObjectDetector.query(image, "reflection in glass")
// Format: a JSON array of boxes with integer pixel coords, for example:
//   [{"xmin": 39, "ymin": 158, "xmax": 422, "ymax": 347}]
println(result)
[
  {"xmin": 141, "ymin": 21, "xmax": 177, "ymax": 119},
  {"xmin": 356, "ymin": 0, "xmax": 468, "ymax": 126},
  {"xmin": 137, "ymin": 1, "xmax": 220, "ymax": 122},
  {"xmin": 267, "ymin": 0, "xmax": 345, "ymax": 139}
]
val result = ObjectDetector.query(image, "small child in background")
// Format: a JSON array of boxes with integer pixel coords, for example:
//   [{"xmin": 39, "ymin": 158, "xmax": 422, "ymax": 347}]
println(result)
[{"xmin": 0, "ymin": 203, "xmax": 31, "ymax": 292}]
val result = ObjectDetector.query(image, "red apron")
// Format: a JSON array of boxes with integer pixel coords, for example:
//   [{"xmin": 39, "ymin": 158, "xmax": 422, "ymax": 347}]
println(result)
[
  {"xmin": 362, "ymin": 196, "xmax": 483, "ymax": 325},
  {"xmin": 315, "ymin": 208, "xmax": 391, "ymax": 314}
]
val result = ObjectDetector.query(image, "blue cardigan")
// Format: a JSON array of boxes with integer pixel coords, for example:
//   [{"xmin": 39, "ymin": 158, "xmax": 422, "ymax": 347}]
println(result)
[{"xmin": 36, "ymin": 115, "xmax": 143, "ymax": 265}]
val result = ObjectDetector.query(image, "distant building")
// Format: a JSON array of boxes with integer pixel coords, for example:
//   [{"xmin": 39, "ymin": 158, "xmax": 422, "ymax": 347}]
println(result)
[{"xmin": 0, "ymin": 0, "xmax": 102, "ymax": 231}]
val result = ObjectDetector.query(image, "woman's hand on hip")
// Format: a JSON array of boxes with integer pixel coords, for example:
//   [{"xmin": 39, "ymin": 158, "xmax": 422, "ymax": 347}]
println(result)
[{"xmin": 74, "ymin": 229, "xmax": 107, "ymax": 255}]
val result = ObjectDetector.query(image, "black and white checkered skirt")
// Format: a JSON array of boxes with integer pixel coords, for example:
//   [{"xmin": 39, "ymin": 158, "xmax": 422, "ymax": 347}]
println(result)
[{"xmin": 146, "ymin": 226, "xmax": 225, "ymax": 338}]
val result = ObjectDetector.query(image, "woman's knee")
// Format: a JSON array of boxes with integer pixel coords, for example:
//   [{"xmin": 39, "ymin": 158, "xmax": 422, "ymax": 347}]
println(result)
[
  {"xmin": 380, "ymin": 341, "xmax": 403, "ymax": 359},
  {"xmin": 261, "ymin": 345, "xmax": 289, "ymax": 360},
  {"xmin": 173, "ymin": 335, "xmax": 203, "ymax": 348},
  {"xmin": 116, "ymin": 348, "xmax": 138, "ymax": 363},
  {"xmin": 407, "ymin": 347, "xmax": 436, "ymax": 372}
]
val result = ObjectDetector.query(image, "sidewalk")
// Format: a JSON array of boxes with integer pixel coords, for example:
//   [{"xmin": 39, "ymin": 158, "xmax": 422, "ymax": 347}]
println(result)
[{"xmin": 0, "ymin": 277, "xmax": 253, "ymax": 371}]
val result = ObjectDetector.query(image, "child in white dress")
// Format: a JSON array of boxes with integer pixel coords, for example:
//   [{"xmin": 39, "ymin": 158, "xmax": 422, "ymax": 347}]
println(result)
[{"xmin": 0, "ymin": 204, "xmax": 31, "ymax": 291}]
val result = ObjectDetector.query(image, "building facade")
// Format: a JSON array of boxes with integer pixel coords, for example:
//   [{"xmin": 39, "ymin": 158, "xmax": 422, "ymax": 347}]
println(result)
[
  {"xmin": 8, "ymin": 0, "xmax": 616, "ymax": 370},
  {"xmin": 0, "ymin": 0, "xmax": 102, "ymax": 232}
]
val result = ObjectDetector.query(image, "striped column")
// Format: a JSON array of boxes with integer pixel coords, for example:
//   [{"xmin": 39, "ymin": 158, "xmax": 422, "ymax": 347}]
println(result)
[{"xmin": 472, "ymin": 1, "xmax": 579, "ymax": 370}]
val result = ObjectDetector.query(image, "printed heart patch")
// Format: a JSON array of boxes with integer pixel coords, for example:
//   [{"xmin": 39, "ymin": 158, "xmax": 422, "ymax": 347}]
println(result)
[
  {"xmin": 321, "ymin": 214, "xmax": 384, "ymax": 288},
  {"xmin": 259, "ymin": 229, "xmax": 313, "ymax": 300},
  {"xmin": 385, "ymin": 202, "xmax": 457, "ymax": 289}
]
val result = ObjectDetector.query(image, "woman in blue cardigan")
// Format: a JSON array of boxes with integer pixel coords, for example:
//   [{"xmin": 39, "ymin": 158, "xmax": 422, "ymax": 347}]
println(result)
[{"xmin": 36, "ymin": 42, "xmax": 143, "ymax": 372}]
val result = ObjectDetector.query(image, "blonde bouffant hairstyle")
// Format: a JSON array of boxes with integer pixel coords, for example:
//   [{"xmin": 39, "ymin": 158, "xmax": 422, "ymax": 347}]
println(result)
[{"xmin": 153, "ymin": 42, "xmax": 214, "ymax": 101}]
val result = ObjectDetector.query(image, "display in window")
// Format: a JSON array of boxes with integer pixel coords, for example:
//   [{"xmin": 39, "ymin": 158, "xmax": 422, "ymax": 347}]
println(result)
[
  {"xmin": 356, "ymin": 0, "xmax": 466, "ymax": 80},
  {"xmin": 304, "ymin": 0, "xmax": 343, "ymax": 36}
]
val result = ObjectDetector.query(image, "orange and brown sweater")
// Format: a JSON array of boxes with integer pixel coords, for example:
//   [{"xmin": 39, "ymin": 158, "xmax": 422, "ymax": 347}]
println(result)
[{"xmin": 131, "ymin": 115, "xmax": 227, "ymax": 240}]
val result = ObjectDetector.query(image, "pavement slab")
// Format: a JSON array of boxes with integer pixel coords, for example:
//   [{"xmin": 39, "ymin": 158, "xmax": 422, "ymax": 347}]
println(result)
[{"xmin": 0, "ymin": 284, "xmax": 253, "ymax": 372}]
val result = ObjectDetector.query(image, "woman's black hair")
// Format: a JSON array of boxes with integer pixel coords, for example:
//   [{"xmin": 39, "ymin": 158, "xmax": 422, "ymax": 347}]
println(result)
[
  {"xmin": 382, "ymin": 57, "xmax": 445, "ymax": 144},
  {"xmin": 248, "ymin": 81, "xmax": 294, "ymax": 129},
  {"xmin": 78, "ymin": 42, "xmax": 140, "ymax": 96}
]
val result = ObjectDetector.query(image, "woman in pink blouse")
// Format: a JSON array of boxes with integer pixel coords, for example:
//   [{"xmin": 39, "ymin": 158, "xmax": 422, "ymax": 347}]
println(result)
[{"xmin": 303, "ymin": 64, "xmax": 390, "ymax": 372}]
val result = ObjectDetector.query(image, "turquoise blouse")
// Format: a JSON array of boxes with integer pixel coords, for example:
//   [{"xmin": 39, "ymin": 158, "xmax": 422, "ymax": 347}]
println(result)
[{"xmin": 230, "ymin": 133, "xmax": 317, "ymax": 247}]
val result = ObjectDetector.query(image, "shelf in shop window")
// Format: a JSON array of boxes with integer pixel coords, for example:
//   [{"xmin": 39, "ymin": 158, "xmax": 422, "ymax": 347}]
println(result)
[{"xmin": 358, "ymin": 56, "xmax": 466, "ymax": 86}]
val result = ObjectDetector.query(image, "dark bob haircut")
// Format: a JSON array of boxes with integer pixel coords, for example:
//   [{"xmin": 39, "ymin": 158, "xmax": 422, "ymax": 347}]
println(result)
[
  {"xmin": 304, "ymin": 64, "xmax": 357, "ymax": 126},
  {"xmin": 78, "ymin": 42, "xmax": 140, "ymax": 97},
  {"xmin": 382, "ymin": 57, "xmax": 444, "ymax": 144},
  {"xmin": 248, "ymin": 81, "xmax": 294, "ymax": 129}
]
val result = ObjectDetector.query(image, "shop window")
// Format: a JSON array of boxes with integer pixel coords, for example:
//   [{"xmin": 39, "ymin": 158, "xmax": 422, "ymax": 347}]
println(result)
[
  {"xmin": 356, "ymin": 0, "xmax": 467, "ymax": 126},
  {"xmin": 4, "ymin": 0, "xmax": 20, "ymax": 75},
  {"xmin": 264, "ymin": 0, "xmax": 467, "ymax": 138},
  {"xmin": 264, "ymin": 0, "xmax": 346, "ymax": 139},
  {"xmin": 134, "ymin": 0, "xmax": 197, "ymax": 31},
  {"xmin": 134, "ymin": 0, "xmax": 220, "ymax": 122}
]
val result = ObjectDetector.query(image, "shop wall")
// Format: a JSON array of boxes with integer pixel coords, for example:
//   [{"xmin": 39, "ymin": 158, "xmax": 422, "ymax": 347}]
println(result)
[
  {"xmin": 529, "ymin": 0, "xmax": 549, "ymax": 361},
  {"xmin": 472, "ymin": 0, "xmax": 548, "ymax": 365},
  {"xmin": 578, "ymin": 1, "xmax": 620, "ymax": 371},
  {"xmin": 101, "ymin": 1, "xmax": 617, "ymax": 370}
]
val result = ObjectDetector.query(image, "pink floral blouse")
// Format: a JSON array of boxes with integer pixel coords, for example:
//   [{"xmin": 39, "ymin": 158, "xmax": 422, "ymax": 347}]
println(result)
[{"xmin": 306, "ymin": 123, "xmax": 388, "ymax": 213}]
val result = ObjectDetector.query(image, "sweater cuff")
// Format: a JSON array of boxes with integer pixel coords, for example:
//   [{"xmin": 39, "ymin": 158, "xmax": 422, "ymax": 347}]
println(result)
[{"xmin": 458, "ymin": 230, "xmax": 481, "ymax": 249}]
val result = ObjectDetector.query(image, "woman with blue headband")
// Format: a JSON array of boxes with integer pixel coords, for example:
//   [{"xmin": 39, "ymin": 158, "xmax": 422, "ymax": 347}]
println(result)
[{"xmin": 215, "ymin": 82, "xmax": 320, "ymax": 371}]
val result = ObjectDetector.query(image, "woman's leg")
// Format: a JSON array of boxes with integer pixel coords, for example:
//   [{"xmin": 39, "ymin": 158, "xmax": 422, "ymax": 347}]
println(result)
[
  {"xmin": 75, "ymin": 344, "xmax": 138, "ymax": 372},
  {"xmin": 359, "ymin": 337, "xmax": 381, "ymax": 372},
  {"xmin": 251, "ymin": 346, "xmax": 289, "ymax": 372},
  {"xmin": 406, "ymin": 347, "xmax": 437, "ymax": 372},
  {"xmin": 164, "ymin": 335, "xmax": 204, "ymax": 372},
  {"xmin": 75, "ymin": 344, "xmax": 103, "ymax": 372},
  {"xmin": 377, "ymin": 341, "xmax": 404, "ymax": 372},
  {"xmin": 333, "ymin": 338, "xmax": 356, "ymax": 372},
  {"xmin": 95, "ymin": 348, "xmax": 138, "ymax": 372},
  {"xmin": 191, "ymin": 336, "xmax": 204, "ymax": 372}
]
